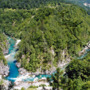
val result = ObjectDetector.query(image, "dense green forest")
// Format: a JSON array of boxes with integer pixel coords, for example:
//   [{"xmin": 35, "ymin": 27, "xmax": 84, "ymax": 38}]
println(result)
[
  {"xmin": 48, "ymin": 51, "xmax": 90, "ymax": 90},
  {"xmin": 0, "ymin": 0, "xmax": 65, "ymax": 9},
  {"xmin": 0, "ymin": 0, "xmax": 90, "ymax": 14},
  {"xmin": 0, "ymin": 3, "xmax": 90, "ymax": 72}
]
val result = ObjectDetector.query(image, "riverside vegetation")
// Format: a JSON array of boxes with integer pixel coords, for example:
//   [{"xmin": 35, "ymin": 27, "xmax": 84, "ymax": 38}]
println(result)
[
  {"xmin": 0, "ymin": 0, "xmax": 90, "ymax": 90},
  {"xmin": 0, "ymin": 33, "xmax": 7, "ymax": 64}
]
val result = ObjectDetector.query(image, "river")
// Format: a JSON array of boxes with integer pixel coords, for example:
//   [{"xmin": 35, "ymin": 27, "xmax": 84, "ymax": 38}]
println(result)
[{"xmin": 6, "ymin": 37, "xmax": 19, "ymax": 82}]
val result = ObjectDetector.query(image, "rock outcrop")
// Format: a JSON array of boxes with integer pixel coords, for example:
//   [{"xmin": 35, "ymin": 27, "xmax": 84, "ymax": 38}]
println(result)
[
  {"xmin": 2, "ymin": 40, "xmax": 9, "ymax": 55},
  {"xmin": 0, "ymin": 75, "xmax": 11, "ymax": 90},
  {"xmin": 0, "ymin": 61, "xmax": 9, "ymax": 77},
  {"xmin": 79, "ymin": 41, "xmax": 90, "ymax": 56},
  {"xmin": 0, "ymin": 79, "xmax": 11, "ymax": 90},
  {"xmin": 16, "ymin": 62, "xmax": 21, "ymax": 68}
]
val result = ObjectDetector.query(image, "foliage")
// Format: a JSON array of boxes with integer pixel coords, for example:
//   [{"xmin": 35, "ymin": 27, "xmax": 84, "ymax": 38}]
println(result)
[
  {"xmin": 66, "ymin": 52, "xmax": 90, "ymax": 80},
  {"xmin": 21, "ymin": 87, "xmax": 25, "ymax": 90},
  {"xmin": 0, "ymin": 0, "xmax": 65, "ymax": 9},
  {"xmin": 48, "ymin": 68, "xmax": 64, "ymax": 90},
  {"xmin": 0, "ymin": 33, "xmax": 7, "ymax": 64},
  {"xmin": 82, "ymin": 81, "xmax": 90, "ymax": 90},
  {"xmin": 29, "ymin": 86, "xmax": 38, "ymax": 88},
  {"xmin": 0, "ymin": 80, "xmax": 3, "ymax": 85},
  {"xmin": 0, "ymin": 3, "xmax": 89, "ymax": 71}
]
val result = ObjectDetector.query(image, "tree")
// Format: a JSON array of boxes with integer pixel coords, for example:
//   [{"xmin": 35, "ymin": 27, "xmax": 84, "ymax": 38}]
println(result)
[
  {"xmin": 48, "ymin": 68, "xmax": 64, "ymax": 90},
  {"xmin": 82, "ymin": 81, "xmax": 90, "ymax": 90},
  {"xmin": 66, "ymin": 58, "xmax": 90, "ymax": 80}
]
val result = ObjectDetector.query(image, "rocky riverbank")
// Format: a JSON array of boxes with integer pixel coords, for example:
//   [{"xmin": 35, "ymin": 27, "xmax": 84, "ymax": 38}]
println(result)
[
  {"xmin": 0, "ymin": 38, "xmax": 9, "ymax": 77},
  {"xmin": 13, "ymin": 71, "xmax": 52, "ymax": 90},
  {"xmin": 79, "ymin": 41, "xmax": 90, "ymax": 56},
  {"xmin": 0, "ymin": 61, "xmax": 11, "ymax": 90},
  {"xmin": 0, "ymin": 61, "xmax": 9, "ymax": 77},
  {"xmin": 0, "ymin": 35, "xmax": 11, "ymax": 90},
  {"xmin": 0, "ymin": 76, "xmax": 11, "ymax": 90}
]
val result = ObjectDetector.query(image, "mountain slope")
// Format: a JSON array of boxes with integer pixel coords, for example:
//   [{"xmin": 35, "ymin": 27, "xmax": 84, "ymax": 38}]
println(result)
[
  {"xmin": 0, "ymin": 2, "xmax": 90, "ymax": 73},
  {"xmin": 10, "ymin": 4, "xmax": 90, "ymax": 72}
]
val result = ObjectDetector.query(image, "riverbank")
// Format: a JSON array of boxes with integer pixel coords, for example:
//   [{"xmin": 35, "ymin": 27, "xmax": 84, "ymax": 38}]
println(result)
[
  {"xmin": 13, "ymin": 58, "xmax": 70, "ymax": 89},
  {"xmin": 0, "ymin": 75, "xmax": 11, "ymax": 90},
  {"xmin": 78, "ymin": 41, "xmax": 90, "ymax": 59},
  {"xmin": 0, "ymin": 61, "xmax": 9, "ymax": 77}
]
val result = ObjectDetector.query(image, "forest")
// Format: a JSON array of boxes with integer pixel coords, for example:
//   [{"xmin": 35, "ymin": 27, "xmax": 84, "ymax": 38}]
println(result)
[
  {"xmin": 0, "ymin": 3, "xmax": 90, "ymax": 72},
  {"xmin": 0, "ymin": 0, "xmax": 90, "ymax": 15},
  {"xmin": 0, "ymin": 0, "xmax": 65, "ymax": 9}
]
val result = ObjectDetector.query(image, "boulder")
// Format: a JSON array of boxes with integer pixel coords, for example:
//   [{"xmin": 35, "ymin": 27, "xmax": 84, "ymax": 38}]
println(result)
[{"xmin": 16, "ymin": 62, "xmax": 21, "ymax": 68}]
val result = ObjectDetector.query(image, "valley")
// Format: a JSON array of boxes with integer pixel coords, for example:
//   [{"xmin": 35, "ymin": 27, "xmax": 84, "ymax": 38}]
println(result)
[{"xmin": 0, "ymin": 0, "xmax": 90, "ymax": 90}]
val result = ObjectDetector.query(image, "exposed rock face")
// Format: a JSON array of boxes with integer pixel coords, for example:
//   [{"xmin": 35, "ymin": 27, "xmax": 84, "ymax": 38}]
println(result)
[
  {"xmin": 0, "ymin": 79, "xmax": 11, "ymax": 90},
  {"xmin": 0, "ymin": 75, "xmax": 2, "ymax": 79},
  {"xmin": 18, "ymin": 68, "xmax": 28, "ymax": 75},
  {"xmin": 0, "ymin": 85, "xmax": 5, "ymax": 90},
  {"xmin": 0, "ymin": 61, "xmax": 9, "ymax": 77},
  {"xmin": 58, "ymin": 49, "xmax": 71, "ymax": 68},
  {"xmin": 0, "ymin": 75, "xmax": 11, "ymax": 90},
  {"xmin": 3, "ymin": 50, "xmax": 9, "ymax": 55},
  {"xmin": 16, "ymin": 62, "xmax": 21, "ymax": 68},
  {"xmin": 13, "ymin": 75, "xmax": 51, "ymax": 90},
  {"xmin": 14, "ymin": 39, "xmax": 21, "ymax": 48},
  {"xmin": 79, "ymin": 41, "xmax": 90, "ymax": 56},
  {"xmin": 2, "ymin": 80, "xmax": 11, "ymax": 90}
]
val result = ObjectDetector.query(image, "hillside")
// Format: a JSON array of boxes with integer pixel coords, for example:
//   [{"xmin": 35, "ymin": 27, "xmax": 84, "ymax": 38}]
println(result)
[
  {"xmin": 16, "ymin": 5, "xmax": 90, "ymax": 73},
  {"xmin": 0, "ymin": 3, "xmax": 90, "ymax": 73}
]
